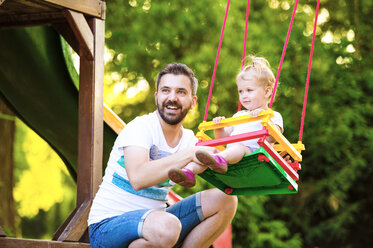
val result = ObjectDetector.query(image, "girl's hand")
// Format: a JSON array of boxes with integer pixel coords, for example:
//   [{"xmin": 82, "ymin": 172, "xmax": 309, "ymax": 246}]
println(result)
[
  {"xmin": 249, "ymin": 108, "xmax": 265, "ymax": 117},
  {"xmin": 213, "ymin": 116, "xmax": 226, "ymax": 123}
]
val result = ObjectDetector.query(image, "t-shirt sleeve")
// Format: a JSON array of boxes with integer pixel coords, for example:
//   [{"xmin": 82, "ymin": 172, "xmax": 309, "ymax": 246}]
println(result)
[
  {"xmin": 271, "ymin": 111, "xmax": 284, "ymax": 133},
  {"xmin": 116, "ymin": 116, "xmax": 153, "ymax": 150}
]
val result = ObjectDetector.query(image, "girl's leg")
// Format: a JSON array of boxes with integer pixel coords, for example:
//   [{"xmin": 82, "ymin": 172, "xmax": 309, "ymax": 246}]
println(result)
[
  {"xmin": 219, "ymin": 143, "xmax": 251, "ymax": 164},
  {"xmin": 168, "ymin": 162, "xmax": 207, "ymax": 188},
  {"xmin": 195, "ymin": 144, "xmax": 252, "ymax": 173}
]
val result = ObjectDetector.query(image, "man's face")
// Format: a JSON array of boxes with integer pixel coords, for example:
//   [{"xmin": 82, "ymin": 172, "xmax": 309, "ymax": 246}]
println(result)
[{"xmin": 155, "ymin": 74, "xmax": 197, "ymax": 125}]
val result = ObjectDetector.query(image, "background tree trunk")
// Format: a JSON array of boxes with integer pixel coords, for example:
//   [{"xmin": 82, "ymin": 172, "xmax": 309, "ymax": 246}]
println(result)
[{"xmin": 0, "ymin": 98, "xmax": 17, "ymax": 236}]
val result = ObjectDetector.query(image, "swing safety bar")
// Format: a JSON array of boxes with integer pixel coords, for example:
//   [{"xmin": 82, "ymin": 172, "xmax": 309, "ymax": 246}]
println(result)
[
  {"xmin": 197, "ymin": 108, "xmax": 305, "ymax": 162},
  {"xmin": 258, "ymin": 138, "xmax": 299, "ymax": 181},
  {"xmin": 198, "ymin": 109, "xmax": 274, "ymax": 132},
  {"xmin": 196, "ymin": 129, "xmax": 269, "ymax": 148},
  {"xmin": 263, "ymin": 121, "xmax": 303, "ymax": 161}
]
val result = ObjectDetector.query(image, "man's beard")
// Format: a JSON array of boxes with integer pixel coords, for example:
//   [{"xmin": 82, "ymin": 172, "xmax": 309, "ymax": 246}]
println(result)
[{"xmin": 157, "ymin": 100, "xmax": 191, "ymax": 125}]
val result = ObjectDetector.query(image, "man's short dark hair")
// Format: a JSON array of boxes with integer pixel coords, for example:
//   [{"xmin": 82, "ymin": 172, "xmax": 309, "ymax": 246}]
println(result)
[{"xmin": 156, "ymin": 63, "xmax": 198, "ymax": 96}]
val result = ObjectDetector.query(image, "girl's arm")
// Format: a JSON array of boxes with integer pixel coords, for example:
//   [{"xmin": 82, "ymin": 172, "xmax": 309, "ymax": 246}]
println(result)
[
  {"xmin": 249, "ymin": 109, "xmax": 283, "ymax": 145},
  {"xmin": 266, "ymin": 124, "xmax": 283, "ymax": 144},
  {"xmin": 213, "ymin": 116, "xmax": 233, "ymax": 139}
]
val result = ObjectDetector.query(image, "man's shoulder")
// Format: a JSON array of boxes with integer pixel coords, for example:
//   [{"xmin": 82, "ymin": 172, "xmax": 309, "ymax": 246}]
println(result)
[{"xmin": 125, "ymin": 111, "xmax": 157, "ymax": 128}]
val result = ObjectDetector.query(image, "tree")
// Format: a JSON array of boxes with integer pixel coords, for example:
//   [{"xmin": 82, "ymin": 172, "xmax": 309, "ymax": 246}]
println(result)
[
  {"xmin": 102, "ymin": 0, "xmax": 373, "ymax": 247},
  {"xmin": 0, "ymin": 97, "xmax": 17, "ymax": 236}
]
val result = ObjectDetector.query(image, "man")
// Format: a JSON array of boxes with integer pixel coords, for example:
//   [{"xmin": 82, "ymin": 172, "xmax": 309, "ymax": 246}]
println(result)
[{"xmin": 88, "ymin": 63, "xmax": 237, "ymax": 248}]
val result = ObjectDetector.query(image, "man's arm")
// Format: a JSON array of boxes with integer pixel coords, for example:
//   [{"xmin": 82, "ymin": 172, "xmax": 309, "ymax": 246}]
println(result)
[{"xmin": 124, "ymin": 145, "xmax": 217, "ymax": 190}]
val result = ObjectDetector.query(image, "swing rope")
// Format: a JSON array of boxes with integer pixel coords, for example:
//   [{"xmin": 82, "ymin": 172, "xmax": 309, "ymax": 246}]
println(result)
[
  {"xmin": 238, "ymin": 0, "xmax": 251, "ymax": 112},
  {"xmin": 299, "ymin": 0, "xmax": 320, "ymax": 142},
  {"xmin": 203, "ymin": 0, "xmax": 231, "ymax": 122},
  {"xmin": 269, "ymin": 0, "xmax": 299, "ymax": 108},
  {"xmin": 203, "ymin": 0, "xmax": 317, "ymax": 145}
]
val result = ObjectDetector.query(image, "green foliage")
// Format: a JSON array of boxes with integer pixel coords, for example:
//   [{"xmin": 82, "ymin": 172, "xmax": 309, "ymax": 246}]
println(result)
[{"xmin": 103, "ymin": 0, "xmax": 373, "ymax": 247}]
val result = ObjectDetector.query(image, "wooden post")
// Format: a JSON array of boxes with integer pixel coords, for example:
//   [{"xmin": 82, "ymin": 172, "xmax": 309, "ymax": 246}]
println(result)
[
  {"xmin": 77, "ymin": 17, "xmax": 104, "ymax": 206},
  {"xmin": 54, "ymin": 16, "xmax": 104, "ymax": 242}
]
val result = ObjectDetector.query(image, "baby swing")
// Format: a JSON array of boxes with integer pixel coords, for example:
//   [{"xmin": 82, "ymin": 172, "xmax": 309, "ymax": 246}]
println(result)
[{"xmin": 196, "ymin": 0, "xmax": 320, "ymax": 195}]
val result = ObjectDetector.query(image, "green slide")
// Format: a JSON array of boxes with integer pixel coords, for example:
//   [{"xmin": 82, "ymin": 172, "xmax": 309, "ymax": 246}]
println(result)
[{"xmin": 0, "ymin": 26, "xmax": 116, "ymax": 180}]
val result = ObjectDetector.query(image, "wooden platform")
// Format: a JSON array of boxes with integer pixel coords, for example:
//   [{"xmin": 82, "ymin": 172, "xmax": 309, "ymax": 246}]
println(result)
[{"xmin": 0, "ymin": 237, "xmax": 91, "ymax": 248}]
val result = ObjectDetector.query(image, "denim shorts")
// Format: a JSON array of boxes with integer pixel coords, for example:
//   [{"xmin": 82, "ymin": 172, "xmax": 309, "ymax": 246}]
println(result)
[{"xmin": 89, "ymin": 192, "xmax": 204, "ymax": 248}]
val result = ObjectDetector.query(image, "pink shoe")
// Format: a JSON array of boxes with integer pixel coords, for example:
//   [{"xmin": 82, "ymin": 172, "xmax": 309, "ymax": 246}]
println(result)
[
  {"xmin": 168, "ymin": 168, "xmax": 196, "ymax": 188},
  {"xmin": 195, "ymin": 151, "xmax": 228, "ymax": 174}
]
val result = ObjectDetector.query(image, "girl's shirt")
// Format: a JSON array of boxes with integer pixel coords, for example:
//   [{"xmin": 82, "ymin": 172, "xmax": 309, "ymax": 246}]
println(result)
[{"xmin": 227, "ymin": 110, "xmax": 283, "ymax": 150}]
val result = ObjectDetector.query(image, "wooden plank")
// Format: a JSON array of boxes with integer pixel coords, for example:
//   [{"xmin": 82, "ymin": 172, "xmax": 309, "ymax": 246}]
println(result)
[
  {"xmin": 0, "ymin": 237, "xmax": 91, "ymax": 248},
  {"xmin": 0, "ymin": 0, "xmax": 55, "ymax": 13},
  {"xmin": 41, "ymin": 0, "xmax": 105, "ymax": 19},
  {"xmin": 57, "ymin": 199, "xmax": 91, "ymax": 242},
  {"xmin": 64, "ymin": 10, "xmax": 93, "ymax": 60},
  {"xmin": 91, "ymin": 17, "xmax": 105, "ymax": 197},
  {"xmin": 0, "ymin": 11, "xmax": 65, "ymax": 28},
  {"xmin": 77, "ymin": 54, "xmax": 94, "ymax": 205},
  {"xmin": 103, "ymin": 103, "xmax": 125, "ymax": 135},
  {"xmin": 52, "ymin": 206, "xmax": 78, "ymax": 241}
]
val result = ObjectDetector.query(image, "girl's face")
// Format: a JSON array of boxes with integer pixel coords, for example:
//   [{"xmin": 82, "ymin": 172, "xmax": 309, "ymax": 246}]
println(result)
[{"xmin": 237, "ymin": 78, "xmax": 271, "ymax": 111}]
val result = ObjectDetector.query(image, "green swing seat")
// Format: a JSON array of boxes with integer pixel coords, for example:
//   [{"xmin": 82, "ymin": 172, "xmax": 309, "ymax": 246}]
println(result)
[{"xmin": 199, "ymin": 147, "xmax": 298, "ymax": 195}]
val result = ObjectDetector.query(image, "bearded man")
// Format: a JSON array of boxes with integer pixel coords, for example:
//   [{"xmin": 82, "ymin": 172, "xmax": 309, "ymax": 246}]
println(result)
[{"xmin": 88, "ymin": 63, "xmax": 237, "ymax": 248}]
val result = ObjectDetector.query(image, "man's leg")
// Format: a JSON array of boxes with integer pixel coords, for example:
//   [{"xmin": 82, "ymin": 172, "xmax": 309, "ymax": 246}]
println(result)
[
  {"xmin": 129, "ymin": 210, "xmax": 182, "ymax": 248},
  {"xmin": 182, "ymin": 188, "xmax": 237, "ymax": 248}
]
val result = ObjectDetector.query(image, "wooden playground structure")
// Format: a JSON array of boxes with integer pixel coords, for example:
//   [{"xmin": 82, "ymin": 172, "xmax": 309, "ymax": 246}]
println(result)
[
  {"xmin": 0, "ymin": 0, "xmax": 105, "ymax": 246},
  {"xmin": 0, "ymin": 1, "xmax": 232, "ymax": 247}
]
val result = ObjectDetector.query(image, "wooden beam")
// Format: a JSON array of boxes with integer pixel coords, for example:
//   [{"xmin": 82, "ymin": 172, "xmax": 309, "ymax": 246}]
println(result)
[
  {"xmin": 64, "ymin": 10, "xmax": 93, "ymax": 60},
  {"xmin": 55, "ymin": 16, "xmax": 105, "ymax": 244},
  {"xmin": 76, "ymin": 16, "xmax": 104, "ymax": 206},
  {"xmin": 53, "ymin": 22, "xmax": 80, "ymax": 55},
  {"xmin": 56, "ymin": 199, "xmax": 91, "ymax": 242},
  {"xmin": 53, "ymin": 205, "xmax": 78, "ymax": 241},
  {"xmin": 0, "ymin": 237, "xmax": 91, "ymax": 247},
  {"xmin": 103, "ymin": 103, "xmax": 126, "ymax": 135},
  {"xmin": 0, "ymin": 11, "xmax": 65, "ymax": 28},
  {"xmin": 41, "ymin": 0, "xmax": 105, "ymax": 19},
  {"xmin": 90, "ymin": 17, "xmax": 105, "ymax": 199},
  {"xmin": 0, "ymin": 0, "xmax": 6, "ymax": 6}
]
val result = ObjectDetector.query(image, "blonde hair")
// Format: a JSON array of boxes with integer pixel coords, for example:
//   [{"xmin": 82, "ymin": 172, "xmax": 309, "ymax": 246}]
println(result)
[{"xmin": 236, "ymin": 56, "xmax": 276, "ymax": 100}]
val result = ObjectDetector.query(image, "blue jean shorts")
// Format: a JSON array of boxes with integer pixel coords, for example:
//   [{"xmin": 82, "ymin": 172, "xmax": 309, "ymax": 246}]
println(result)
[{"xmin": 89, "ymin": 192, "xmax": 204, "ymax": 248}]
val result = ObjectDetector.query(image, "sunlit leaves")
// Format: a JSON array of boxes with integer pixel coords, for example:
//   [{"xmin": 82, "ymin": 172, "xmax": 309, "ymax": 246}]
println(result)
[{"xmin": 13, "ymin": 120, "xmax": 73, "ymax": 218}]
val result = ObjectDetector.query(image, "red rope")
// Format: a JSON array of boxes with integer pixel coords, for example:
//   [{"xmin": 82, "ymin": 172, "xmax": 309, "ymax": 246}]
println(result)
[
  {"xmin": 269, "ymin": 0, "xmax": 299, "ymax": 108},
  {"xmin": 203, "ymin": 0, "xmax": 231, "ymax": 121},
  {"xmin": 299, "ymin": 0, "xmax": 320, "ymax": 141},
  {"xmin": 238, "ymin": 0, "xmax": 251, "ymax": 112}
]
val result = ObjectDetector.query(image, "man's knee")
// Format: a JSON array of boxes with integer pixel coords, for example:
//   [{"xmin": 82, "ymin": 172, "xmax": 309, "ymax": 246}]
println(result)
[
  {"xmin": 143, "ymin": 211, "xmax": 182, "ymax": 247},
  {"xmin": 201, "ymin": 189, "xmax": 238, "ymax": 217}
]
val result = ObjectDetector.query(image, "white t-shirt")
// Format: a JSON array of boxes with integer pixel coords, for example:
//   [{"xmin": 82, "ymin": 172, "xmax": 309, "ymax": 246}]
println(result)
[
  {"xmin": 227, "ymin": 110, "xmax": 283, "ymax": 150},
  {"xmin": 88, "ymin": 111, "xmax": 198, "ymax": 226}
]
